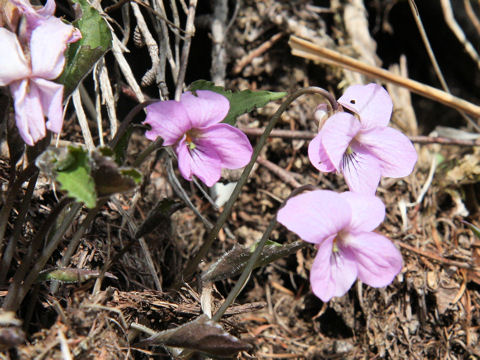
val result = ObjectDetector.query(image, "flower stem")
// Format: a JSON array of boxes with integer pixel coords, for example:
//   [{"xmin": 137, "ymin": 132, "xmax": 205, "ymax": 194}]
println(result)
[
  {"xmin": 179, "ymin": 87, "xmax": 334, "ymax": 285},
  {"xmin": 212, "ymin": 216, "xmax": 278, "ymax": 321},
  {"xmin": 211, "ymin": 184, "xmax": 315, "ymax": 321}
]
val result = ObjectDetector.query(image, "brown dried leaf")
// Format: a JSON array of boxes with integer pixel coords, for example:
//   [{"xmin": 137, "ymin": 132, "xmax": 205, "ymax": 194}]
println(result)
[{"xmin": 139, "ymin": 314, "xmax": 251, "ymax": 357}]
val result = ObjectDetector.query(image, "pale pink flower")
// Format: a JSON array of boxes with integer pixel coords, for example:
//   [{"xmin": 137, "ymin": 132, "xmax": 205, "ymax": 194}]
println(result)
[
  {"xmin": 0, "ymin": 0, "xmax": 81, "ymax": 146},
  {"xmin": 143, "ymin": 90, "xmax": 253, "ymax": 187},
  {"xmin": 277, "ymin": 190, "xmax": 402, "ymax": 302},
  {"xmin": 308, "ymin": 84, "xmax": 417, "ymax": 194}
]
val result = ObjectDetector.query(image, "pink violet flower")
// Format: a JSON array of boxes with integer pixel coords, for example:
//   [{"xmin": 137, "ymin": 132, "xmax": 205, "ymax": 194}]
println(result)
[
  {"xmin": 0, "ymin": 0, "xmax": 81, "ymax": 146},
  {"xmin": 308, "ymin": 84, "xmax": 417, "ymax": 194},
  {"xmin": 143, "ymin": 90, "xmax": 253, "ymax": 187},
  {"xmin": 277, "ymin": 190, "xmax": 403, "ymax": 302}
]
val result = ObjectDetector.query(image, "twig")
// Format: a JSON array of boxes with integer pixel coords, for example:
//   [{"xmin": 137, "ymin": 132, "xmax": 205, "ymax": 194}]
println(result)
[
  {"xmin": 232, "ymin": 32, "xmax": 284, "ymax": 75},
  {"xmin": 174, "ymin": 0, "xmax": 197, "ymax": 100},
  {"xmin": 72, "ymin": 89, "xmax": 95, "ymax": 151},
  {"xmin": 131, "ymin": 3, "xmax": 161, "ymax": 88},
  {"xmin": 396, "ymin": 241, "xmax": 478, "ymax": 270},
  {"xmin": 93, "ymin": 63, "xmax": 105, "ymax": 146},
  {"xmin": 239, "ymin": 126, "xmax": 480, "ymax": 146},
  {"xmin": 151, "ymin": 0, "xmax": 178, "ymax": 82},
  {"xmin": 440, "ymin": 0, "xmax": 480, "ymax": 71},
  {"xmin": 405, "ymin": 154, "xmax": 437, "ymax": 207},
  {"xmin": 58, "ymin": 328, "xmax": 73, "ymax": 360},
  {"xmin": 111, "ymin": 32, "xmax": 146, "ymax": 102},
  {"xmin": 408, "ymin": 0, "xmax": 449, "ymax": 92},
  {"xmin": 210, "ymin": 0, "xmax": 228, "ymax": 85},
  {"xmin": 168, "ymin": 0, "xmax": 181, "ymax": 72},
  {"xmin": 464, "ymin": 0, "xmax": 480, "ymax": 36},
  {"xmin": 134, "ymin": 0, "xmax": 186, "ymax": 33},
  {"xmin": 256, "ymin": 157, "xmax": 301, "ymax": 188},
  {"xmin": 225, "ymin": 0, "xmax": 240, "ymax": 34},
  {"xmin": 98, "ymin": 57, "xmax": 118, "ymax": 139},
  {"xmin": 289, "ymin": 35, "xmax": 480, "ymax": 118},
  {"xmin": 408, "ymin": 0, "xmax": 480, "ymax": 132}
]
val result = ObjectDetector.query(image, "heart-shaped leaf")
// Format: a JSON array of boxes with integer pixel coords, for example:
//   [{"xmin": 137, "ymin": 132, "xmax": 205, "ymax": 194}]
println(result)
[
  {"xmin": 189, "ymin": 80, "xmax": 286, "ymax": 125},
  {"xmin": 36, "ymin": 146, "xmax": 97, "ymax": 208}
]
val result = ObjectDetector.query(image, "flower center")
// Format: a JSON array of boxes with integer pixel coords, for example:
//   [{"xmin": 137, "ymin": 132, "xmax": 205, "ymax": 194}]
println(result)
[
  {"xmin": 341, "ymin": 145, "xmax": 359, "ymax": 172},
  {"xmin": 185, "ymin": 130, "xmax": 197, "ymax": 150},
  {"xmin": 332, "ymin": 237, "xmax": 340, "ymax": 253}
]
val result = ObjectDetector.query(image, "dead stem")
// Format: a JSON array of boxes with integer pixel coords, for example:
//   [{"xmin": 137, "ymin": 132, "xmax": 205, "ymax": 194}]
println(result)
[
  {"xmin": 289, "ymin": 35, "xmax": 480, "ymax": 119},
  {"xmin": 0, "ymin": 172, "xmax": 38, "ymax": 284},
  {"xmin": 174, "ymin": 0, "xmax": 197, "ymax": 100},
  {"xmin": 3, "ymin": 199, "xmax": 78, "ymax": 311},
  {"xmin": 408, "ymin": 0, "xmax": 480, "ymax": 131},
  {"xmin": 239, "ymin": 127, "xmax": 480, "ymax": 146}
]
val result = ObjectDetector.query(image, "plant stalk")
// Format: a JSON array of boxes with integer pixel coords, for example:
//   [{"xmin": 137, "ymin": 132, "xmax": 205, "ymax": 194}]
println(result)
[{"xmin": 179, "ymin": 87, "xmax": 334, "ymax": 284}]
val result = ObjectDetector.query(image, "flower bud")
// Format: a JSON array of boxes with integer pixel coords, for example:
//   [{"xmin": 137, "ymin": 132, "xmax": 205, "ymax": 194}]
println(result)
[{"xmin": 314, "ymin": 103, "xmax": 329, "ymax": 129}]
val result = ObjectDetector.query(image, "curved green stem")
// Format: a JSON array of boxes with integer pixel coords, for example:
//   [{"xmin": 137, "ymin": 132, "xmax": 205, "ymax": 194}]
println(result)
[
  {"xmin": 212, "ymin": 184, "xmax": 315, "ymax": 321},
  {"xmin": 212, "ymin": 216, "xmax": 278, "ymax": 321},
  {"xmin": 179, "ymin": 86, "xmax": 334, "ymax": 284}
]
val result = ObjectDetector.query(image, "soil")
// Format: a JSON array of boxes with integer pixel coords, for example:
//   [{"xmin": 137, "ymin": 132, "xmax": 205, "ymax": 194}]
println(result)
[{"xmin": 2, "ymin": 0, "xmax": 480, "ymax": 359}]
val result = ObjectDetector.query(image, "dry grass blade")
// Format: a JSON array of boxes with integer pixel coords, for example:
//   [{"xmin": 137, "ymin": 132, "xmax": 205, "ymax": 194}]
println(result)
[{"xmin": 289, "ymin": 35, "xmax": 480, "ymax": 118}]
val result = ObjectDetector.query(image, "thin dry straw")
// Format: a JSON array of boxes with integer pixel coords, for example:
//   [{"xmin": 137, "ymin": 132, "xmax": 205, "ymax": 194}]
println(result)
[{"xmin": 289, "ymin": 35, "xmax": 480, "ymax": 119}]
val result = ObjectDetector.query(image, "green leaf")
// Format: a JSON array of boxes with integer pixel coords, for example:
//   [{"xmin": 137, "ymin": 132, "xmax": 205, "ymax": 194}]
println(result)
[
  {"xmin": 57, "ymin": 0, "xmax": 112, "ymax": 96},
  {"xmin": 189, "ymin": 80, "xmax": 286, "ymax": 125},
  {"xmin": 37, "ymin": 146, "xmax": 142, "ymax": 207},
  {"xmin": 55, "ymin": 146, "xmax": 97, "ymax": 208},
  {"xmin": 36, "ymin": 146, "xmax": 96, "ymax": 207},
  {"xmin": 202, "ymin": 240, "xmax": 306, "ymax": 282}
]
